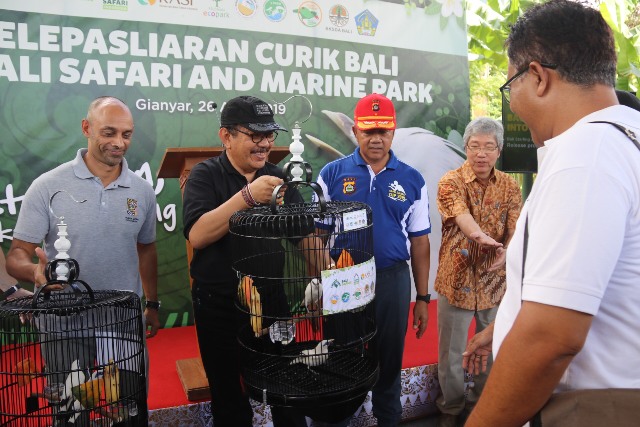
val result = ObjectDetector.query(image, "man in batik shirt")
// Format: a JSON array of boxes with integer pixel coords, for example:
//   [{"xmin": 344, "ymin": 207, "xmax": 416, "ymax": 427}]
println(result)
[{"xmin": 434, "ymin": 117, "xmax": 522, "ymax": 427}]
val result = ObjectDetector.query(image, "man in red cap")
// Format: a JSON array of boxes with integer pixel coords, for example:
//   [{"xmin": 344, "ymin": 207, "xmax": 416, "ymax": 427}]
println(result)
[{"xmin": 315, "ymin": 93, "xmax": 431, "ymax": 427}]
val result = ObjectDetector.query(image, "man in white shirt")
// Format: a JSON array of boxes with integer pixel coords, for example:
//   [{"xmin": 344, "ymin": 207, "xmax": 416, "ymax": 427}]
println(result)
[{"xmin": 461, "ymin": 1, "xmax": 640, "ymax": 426}]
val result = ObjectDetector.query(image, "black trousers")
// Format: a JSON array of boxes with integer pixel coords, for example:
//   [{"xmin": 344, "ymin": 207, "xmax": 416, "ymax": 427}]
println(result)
[{"xmin": 192, "ymin": 286, "xmax": 306, "ymax": 427}]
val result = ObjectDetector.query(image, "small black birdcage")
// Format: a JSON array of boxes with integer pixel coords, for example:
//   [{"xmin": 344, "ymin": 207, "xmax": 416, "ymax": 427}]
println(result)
[
  {"xmin": 0, "ymin": 279, "xmax": 147, "ymax": 426},
  {"xmin": 230, "ymin": 196, "xmax": 378, "ymax": 422}
]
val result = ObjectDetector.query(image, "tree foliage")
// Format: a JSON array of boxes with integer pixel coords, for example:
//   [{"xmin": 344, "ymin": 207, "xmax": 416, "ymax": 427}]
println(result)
[{"xmin": 466, "ymin": 0, "xmax": 640, "ymax": 118}]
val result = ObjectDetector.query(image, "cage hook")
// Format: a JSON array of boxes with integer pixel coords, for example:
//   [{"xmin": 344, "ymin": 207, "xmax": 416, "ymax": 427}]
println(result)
[
  {"xmin": 275, "ymin": 94, "xmax": 313, "ymax": 125},
  {"xmin": 49, "ymin": 190, "xmax": 87, "ymax": 221}
]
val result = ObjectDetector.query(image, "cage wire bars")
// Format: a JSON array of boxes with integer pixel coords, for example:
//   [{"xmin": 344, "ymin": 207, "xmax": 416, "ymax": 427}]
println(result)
[
  {"xmin": 0, "ymin": 191, "xmax": 147, "ymax": 426},
  {"xmin": 230, "ymin": 99, "xmax": 378, "ymax": 422}
]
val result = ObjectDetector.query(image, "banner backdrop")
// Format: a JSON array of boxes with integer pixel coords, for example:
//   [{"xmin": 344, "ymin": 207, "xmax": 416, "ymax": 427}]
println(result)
[
  {"xmin": 0, "ymin": 0, "xmax": 470, "ymax": 328},
  {"xmin": 501, "ymin": 96, "xmax": 537, "ymax": 173}
]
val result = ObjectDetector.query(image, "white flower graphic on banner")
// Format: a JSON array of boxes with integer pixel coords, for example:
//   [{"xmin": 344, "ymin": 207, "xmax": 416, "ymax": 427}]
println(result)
[{"xmin": 437, "ymin": 0, "xmax": 463, "ymax": 18}]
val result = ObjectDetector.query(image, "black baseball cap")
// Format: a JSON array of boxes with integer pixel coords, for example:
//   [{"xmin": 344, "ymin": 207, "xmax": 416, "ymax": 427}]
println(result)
[{"xmin": 220, "ymin": 96, "xmax": 288, "ymax": 133}]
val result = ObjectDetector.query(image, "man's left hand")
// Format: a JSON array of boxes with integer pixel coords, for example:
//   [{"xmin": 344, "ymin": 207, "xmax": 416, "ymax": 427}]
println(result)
[
  {"xmin": 487, "ymin": 247, "xmax": 507, "ymax": 271},
  {"xmin": 144, "ymin": 308, "xmax": 161, "ymax": 338}
]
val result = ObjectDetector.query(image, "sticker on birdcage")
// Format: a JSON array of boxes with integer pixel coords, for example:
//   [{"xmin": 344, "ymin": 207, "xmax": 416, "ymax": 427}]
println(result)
[
  {"xmin": 320, "ymin": 257, "xmax": 375, "ymax": 314},
  {"xmin": 342, "ymin": 209, "xmax": 368, "ymax": 231}
]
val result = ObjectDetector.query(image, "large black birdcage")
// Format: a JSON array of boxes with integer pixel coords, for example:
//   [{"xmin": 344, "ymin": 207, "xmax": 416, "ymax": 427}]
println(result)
[
  {"xmin": 0, "ymin": 282, "xmax": 147, "ymax": 427},
  {"xmin": 230, "ymin": 197, "xmax": 378, "ymax": 422}
]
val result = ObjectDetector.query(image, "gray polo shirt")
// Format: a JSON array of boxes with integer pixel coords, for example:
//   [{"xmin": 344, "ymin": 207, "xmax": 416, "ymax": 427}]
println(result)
[{"xmin": 13, "ymin": 148, "xmax": 156, "ymax": 296}]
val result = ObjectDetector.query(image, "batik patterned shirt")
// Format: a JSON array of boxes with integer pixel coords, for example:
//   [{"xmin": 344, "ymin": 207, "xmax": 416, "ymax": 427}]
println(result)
[{"xmin": 435, "ymin": 161, "xmax": 522, "ymax": 310}]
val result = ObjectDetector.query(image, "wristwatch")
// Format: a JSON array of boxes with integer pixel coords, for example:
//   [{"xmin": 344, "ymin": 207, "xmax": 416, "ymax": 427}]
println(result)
[
  {"xmin": 145, "ymin": 300, "xmax": 161, "ymax": 310},
  {"xmin": 416, "ymin": 293, "xmax": 431, "ymax": 304}
]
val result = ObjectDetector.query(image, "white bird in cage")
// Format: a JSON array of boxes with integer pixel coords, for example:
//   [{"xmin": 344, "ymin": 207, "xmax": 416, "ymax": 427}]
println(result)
[
  {"xmin": 290, "ymin": 339, "xmax": 334, "ymax": 367},
  {"xmin": 61, "ymin": 360, "xmax": 86, "ymax": 412},
  {"xmin": 68, "ymin": 399, "xmax": 85, "ymax": 424},
  {"xmin": 304, "ymin": 278, "xmax": 323, "ymax": 313}
]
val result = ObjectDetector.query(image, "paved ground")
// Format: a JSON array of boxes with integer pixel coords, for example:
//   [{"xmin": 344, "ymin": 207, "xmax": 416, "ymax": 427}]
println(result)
[{"xmin": 400, "ymin": 414, "xmax": 438, "ymax": 427}]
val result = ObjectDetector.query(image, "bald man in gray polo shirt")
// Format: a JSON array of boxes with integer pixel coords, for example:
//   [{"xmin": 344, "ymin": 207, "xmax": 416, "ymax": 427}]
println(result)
[
  {"xmin": 6, "ymin": 98, "xmax": 159, "ymax": 426},
  {"xmin": 7, "ymin": 96, "xmax": 159, "ymax": 332}
]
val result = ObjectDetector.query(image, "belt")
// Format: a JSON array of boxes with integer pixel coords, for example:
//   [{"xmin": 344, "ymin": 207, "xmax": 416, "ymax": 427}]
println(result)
[{"xmin": 377, "ymin": 260, "xmax": 409, "ymax": 274}]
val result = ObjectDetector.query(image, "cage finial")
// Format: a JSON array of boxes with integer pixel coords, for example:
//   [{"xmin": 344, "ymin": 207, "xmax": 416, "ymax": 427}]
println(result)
[
  {"xmin": 288, "ymin": 122, "xmax": 305, "ymax": 182},
  {"xmin": 48, "ymin": 190, "xmax": 87, "ymax": 281},
  {"xmin": 280, "ymin": 95, "xmax": 313, "ymax": 183}
]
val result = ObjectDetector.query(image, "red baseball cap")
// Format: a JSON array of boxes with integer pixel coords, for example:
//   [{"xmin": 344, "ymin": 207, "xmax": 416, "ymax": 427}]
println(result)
[{"xmin": 354, "ymin": 93, "xmax": 396, "ymax": 130}]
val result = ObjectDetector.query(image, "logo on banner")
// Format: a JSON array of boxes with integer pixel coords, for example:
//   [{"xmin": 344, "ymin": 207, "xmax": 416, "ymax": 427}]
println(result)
[
  {"xmin": 329, "ymin": 4, "xmax": 349, "ymax": 27},
  {"xmin": 294, "ymin": 1, "xmax": 322, "ymax": 27},
  {"xmin": 236, "ymin": 0, "xmax": 257, "ymax": 17},
  {"xmin": 264, "ymin": 0, "xmax": 286, "ymax": 22},
  {"xmin": 203, "ymin": 0, "xmax": 229, "ymax": 17},
  {"xmin": 355, "ymin": 9, "xmax": 378, "ymax": 36},
  {"xmin": 162, "ymin": 0, "xmax": 192, "ymax": 5},
  {"xmin": 158, "ymin": 0, "xmax": 195, "ymax": 8},
  {"xmin": 342, "ymin": 178, "xmax": 356, "ymax": 195},
  {"xmin": 138, "ymin": 0, "xmax": 157, "ymax": 5},
  {"xmin": 103, "ymin": 0, "xmax": 128, "ymax": 11}
]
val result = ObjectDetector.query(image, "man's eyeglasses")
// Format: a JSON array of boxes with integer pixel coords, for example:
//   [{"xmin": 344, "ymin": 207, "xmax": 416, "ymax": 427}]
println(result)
[
  {"xmin": 499, "ymin": 62, "xmax": 558, "ymax": 103},
  {"xmin": 232, "ymin": 127, "xmax": 278, "ymax": 144},
  {"xmin": 466, "ymin": 145, "xmax": 499, "ymax": 154}
]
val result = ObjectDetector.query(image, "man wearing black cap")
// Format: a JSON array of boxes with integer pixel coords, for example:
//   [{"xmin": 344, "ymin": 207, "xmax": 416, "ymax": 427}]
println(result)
[{"xmin": 182, "ymin": 95, "xmax": 309, "ymax": 427}]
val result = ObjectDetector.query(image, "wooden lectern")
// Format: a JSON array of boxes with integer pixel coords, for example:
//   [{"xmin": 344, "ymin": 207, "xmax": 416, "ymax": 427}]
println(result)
[
  {"xmin": 157, "ymin": 146, "xmax": 290, "ymax": 401},
  {"xmin": 157, "ymin": 146, "xmax": 291, "ymax": 189}
]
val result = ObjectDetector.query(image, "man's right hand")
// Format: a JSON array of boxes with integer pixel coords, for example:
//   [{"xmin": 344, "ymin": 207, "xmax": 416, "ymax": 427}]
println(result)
[
  {"xmin": 33, "ymin": 247, "xmax": 48, "ymax": 286},
  {"xmin": 34, "ymin": 247, "xmax": 64, "ymax": 290},
  {"xmin": 8, "ymin": 287, "xmax": 33, "ymax": 300},
  {"xmin": 462, "ymin": 322, "xmax": 494, "ymax": 375},
  {"xmin": 469, "ymin": 230, "xmax": 503, "ymax": 249}
]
